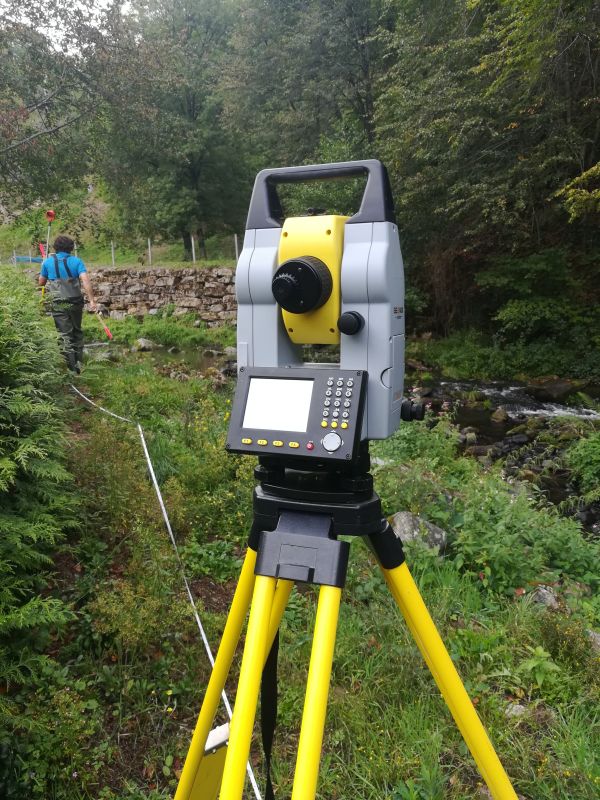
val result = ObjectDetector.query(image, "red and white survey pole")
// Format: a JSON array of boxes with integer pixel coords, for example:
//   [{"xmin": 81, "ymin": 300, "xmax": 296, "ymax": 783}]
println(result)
[{"xmin": 45, "ymin": 209, "xmax": 55, "ymax": 257}]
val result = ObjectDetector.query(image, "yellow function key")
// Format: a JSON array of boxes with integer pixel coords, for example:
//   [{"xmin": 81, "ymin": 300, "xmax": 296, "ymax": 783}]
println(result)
[
  {"xmin": 241, "ymin": 437, "xmax": 253, "ymax": 444},
  {"xmin": 321, "ymin": 420, "xmax": 328, "ymax": 428},
  {"xmin": 272, "ymin": 440, "xmax": 283, "ymax": 447},
  {"xmin": 257, "ymin": 439, "xmax": 268, "ymax": 446},
  {"xmin": 331, "ymin": 421, "xmax": 338, "ymax": 428},
  {"xmin": 288, "ymin": 441, "xmax": 300, "ymax": 448},
  {"xmin": 341, "ymin": 422, "xmax": 348, "ymax": 429}
]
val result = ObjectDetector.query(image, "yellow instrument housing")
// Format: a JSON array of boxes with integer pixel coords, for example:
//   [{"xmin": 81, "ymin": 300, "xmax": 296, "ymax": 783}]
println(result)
[{"xmin": 277, "ymin": 214, "xmax": 348, "ymax": 344}]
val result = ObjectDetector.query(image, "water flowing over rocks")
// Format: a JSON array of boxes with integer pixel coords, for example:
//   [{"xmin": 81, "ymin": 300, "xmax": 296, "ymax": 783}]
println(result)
[
  {"xmin": 405, "ymin": 374, "xmax": 600, "ymax": 534},
  {"xmin": 526, "ymin": 376, "xmax": 586, "ymax": 403},
  {"xmin": 92, "ymin": 266, "xmax": 236, "ymax": 325}
]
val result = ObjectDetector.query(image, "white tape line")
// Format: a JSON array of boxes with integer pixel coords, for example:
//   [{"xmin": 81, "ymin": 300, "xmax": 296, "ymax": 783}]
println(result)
[
  {"xmin": 70, "ymin": 384, "xmax": 262, "ymax": 799},
  {"xmin": 70, "ymin": 383, "xmax": 134, "ymax": 424}
]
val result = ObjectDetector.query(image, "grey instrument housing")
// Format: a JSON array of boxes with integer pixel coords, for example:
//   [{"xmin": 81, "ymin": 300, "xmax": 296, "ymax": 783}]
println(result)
[{"xmin": 235, "ymin": 160, "xmax": 405, "ymax": 442}]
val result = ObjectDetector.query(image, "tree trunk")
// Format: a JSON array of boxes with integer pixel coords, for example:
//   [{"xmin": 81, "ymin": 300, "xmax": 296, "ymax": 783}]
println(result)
[
  {"xmin": 181, "ymin": 231, "xmax": 192, "ymax": 261},
  {"xmin": 197, "ymin": 226, "xmax": 207, "ymax": 260}
]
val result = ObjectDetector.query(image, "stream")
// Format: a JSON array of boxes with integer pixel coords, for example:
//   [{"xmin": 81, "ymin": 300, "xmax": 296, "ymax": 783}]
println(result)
[
  {"xmin": 406, "ymin": 372, "xmax": 600, "ymax": 534},
  {"xmin": 418, "ymin": 377, "xmax": 600, "ymax": 441}
]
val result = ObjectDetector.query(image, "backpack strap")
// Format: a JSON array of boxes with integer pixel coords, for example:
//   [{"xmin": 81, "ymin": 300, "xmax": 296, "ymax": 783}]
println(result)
[
  {"xmin": 62, "ymin": 257, "xmax": 75, "ymax": 279},
  {"xmin": 51, "ymin": 253, "xmax": 76, "ymax": 279}
]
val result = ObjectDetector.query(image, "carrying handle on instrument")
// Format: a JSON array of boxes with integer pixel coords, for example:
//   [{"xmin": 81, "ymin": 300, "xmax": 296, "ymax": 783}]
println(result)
[{"xmin": 245, "ymin": 159, "xmax": 396, "ymax": 229}]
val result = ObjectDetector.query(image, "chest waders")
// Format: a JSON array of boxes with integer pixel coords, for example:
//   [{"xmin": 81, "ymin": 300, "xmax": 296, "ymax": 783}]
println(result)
[{"xmin": 48, "ymin": 254, "xmax": 85, "ymax": 372}]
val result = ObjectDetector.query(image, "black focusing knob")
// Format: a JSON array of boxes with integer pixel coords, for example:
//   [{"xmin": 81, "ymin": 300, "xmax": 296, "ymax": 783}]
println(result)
[
  {"xmin": 272, "ymin": 272, "xmax": 299, "ymax": 306},
  {"xmin": 401, "ymin": 399, "xmax": 425, "ymax": 422},
  {"xmin": 272, "ymin": 256, "xmax": 332, "ymax": 314},
  {"xmin": 337, "ymin": 311, "xmax": 364, "ymax": 335}
]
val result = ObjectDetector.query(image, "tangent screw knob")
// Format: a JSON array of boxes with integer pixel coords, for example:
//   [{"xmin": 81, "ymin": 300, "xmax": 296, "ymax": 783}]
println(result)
[{"xmin": 337, "ymin": 311, "xmax": 365, "ymax": 335}]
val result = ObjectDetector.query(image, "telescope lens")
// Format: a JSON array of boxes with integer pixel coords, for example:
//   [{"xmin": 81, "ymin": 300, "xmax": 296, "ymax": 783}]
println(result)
[{"xmin": 272, "ymin": 256, "xmax": 332, "ymax": 314}]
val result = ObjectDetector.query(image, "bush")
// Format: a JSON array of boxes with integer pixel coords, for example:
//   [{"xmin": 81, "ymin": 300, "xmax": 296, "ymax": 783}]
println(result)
[
  {"xmin": 409, "ymin": 328, "xmax": 600, "ymax": 381},
  {"xmin": 566, "ymin": 431, "xmax": 600, "ymax": 497},
  {"xmin": 373, "ymin": 417, "xmax": 600, "ymax": 618}
]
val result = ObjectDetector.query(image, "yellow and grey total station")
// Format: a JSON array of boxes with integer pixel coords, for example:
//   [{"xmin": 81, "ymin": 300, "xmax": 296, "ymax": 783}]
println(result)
[{"xmin": 174, "ymin": 161, "xmax": 518, "ymax": 800}]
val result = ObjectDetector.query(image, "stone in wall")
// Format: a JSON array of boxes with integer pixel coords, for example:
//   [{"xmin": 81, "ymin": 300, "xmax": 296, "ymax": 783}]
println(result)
[{"xmin": 91, "ymin": 266, "xmax": 236, "ymax": 324}]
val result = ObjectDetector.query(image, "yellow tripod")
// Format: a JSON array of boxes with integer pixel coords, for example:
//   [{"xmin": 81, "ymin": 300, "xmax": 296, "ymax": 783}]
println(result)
[{"xmin": 175, "ymin": 469, "xmax": 518, "ymax": 800}]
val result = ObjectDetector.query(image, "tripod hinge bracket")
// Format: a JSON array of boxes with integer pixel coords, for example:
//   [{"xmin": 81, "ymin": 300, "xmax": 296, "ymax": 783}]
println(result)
[{"xmin": 255, "ymin": 511, "xmax": 349, "ymax": 587}]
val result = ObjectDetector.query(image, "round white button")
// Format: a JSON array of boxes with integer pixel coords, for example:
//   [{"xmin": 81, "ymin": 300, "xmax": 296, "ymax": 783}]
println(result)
[{"xmin": 322, "ymin": 432, "xmax": 342, "ymax": 452}]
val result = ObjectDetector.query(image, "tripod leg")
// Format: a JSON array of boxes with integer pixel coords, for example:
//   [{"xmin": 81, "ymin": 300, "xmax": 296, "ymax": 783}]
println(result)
[
  {"xmin": 220, "ymin": 574, "xmax": 278, "ymax": 799},
  {"xmin": 269, "ymin": 578, "xmax": 294, "ymax": 644},
  {"xmin": 291, "ymin": 585, "xmax": 342, "ymax": 800},
  {"xmin": 382, "ymin": 562, "xmax": 518, "ymax": 800},
  {"xmin": 175, "ymin": 570, "xmax": 293, "ymax": 800},
  {"xmin": 175, "ymin": 549, "xmax": 259, "ymax": 800}
]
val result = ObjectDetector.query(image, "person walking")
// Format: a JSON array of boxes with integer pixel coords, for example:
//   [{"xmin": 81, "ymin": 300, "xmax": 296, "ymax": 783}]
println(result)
[{"xmin": 38, "ymin": 235, "xmax": 98, "ymax": 373}]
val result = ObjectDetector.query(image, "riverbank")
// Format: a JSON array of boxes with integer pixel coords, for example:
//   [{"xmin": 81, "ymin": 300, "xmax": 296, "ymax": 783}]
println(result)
[{"xmin": 408, "ymin": 330, "xmax": 600, "ymax": 384}]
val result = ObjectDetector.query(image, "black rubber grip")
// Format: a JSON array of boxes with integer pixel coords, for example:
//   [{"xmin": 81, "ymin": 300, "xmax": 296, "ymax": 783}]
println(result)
[{"xmin": 246, "ymin": 159, "xmax": 396, "ymax": 229}]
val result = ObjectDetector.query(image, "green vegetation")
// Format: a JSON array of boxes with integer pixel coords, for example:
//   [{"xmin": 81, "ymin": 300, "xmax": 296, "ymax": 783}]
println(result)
[
  {"xmin": 2, "ymin": 0, "xmax": 600, "ymax": 794},
  {"xmin": 2, "ymin": 1, "xmax": 599, "ymax": 362},
  {"xmin": 80, "ymin": 309, "xmax": 236, "ymax": 349},
  {"xmin": 0, "ymin": 267, "xmax": 76, "ymax": 793},
  {"xmin": 373, "ymin": 419, "xmax": 600, "ymax": 618},
  {"xmin": 1, "ymin": 267, "xmax": 598, "ymax": 798},
  {"xmin": 0, "ymin": 204, "xmax": 236, "ymax": 269},
  {"xmin": 407, "ymin": 329, "xmax": 600, "ymax": 382},
  {"xmin": 566, "ymin": 431, "xmax": 600, "ymax": 501}
]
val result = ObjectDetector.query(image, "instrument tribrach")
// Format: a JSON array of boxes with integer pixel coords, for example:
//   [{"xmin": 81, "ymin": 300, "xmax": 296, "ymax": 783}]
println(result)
[{"xmin": 175, "ymin": 161, "xmax": 518, "ymax": 800}]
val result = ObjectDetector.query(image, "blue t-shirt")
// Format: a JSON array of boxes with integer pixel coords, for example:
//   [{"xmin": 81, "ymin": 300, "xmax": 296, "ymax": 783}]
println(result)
[{"xmin": 40, "ymin": 252, "xmax": 87, "ymax": 280}]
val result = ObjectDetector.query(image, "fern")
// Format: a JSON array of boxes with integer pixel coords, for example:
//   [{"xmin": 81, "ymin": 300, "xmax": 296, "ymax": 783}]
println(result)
[{"xmin": 0, "ymin": 268, "xmax": 76, "ymax": 719}]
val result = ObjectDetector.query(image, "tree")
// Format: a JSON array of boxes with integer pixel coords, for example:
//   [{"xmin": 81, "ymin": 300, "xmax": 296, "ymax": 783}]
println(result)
[
  {"xmin": 374, "ymin": 0, "xmax": 600, "ymax": 330},
  {"xmin": 92, "ymin": 0, "xmax": 250, "ymax": 255},
  {"xmin": 221, "ymin": 1, "xmax": 393, "ymax": 166},
  {"xmin": 0, "ymin": 0, "xmax": 99, "ymax": 207}
]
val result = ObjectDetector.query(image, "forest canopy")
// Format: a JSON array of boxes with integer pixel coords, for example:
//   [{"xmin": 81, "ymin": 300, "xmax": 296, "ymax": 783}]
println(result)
[{"xmin": 1, "ymin": 0, "xmax": 599, "ymax": 338}]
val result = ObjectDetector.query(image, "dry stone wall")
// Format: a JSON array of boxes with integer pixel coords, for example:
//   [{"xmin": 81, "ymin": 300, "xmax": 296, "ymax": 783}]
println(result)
[{"xmin": 92, "ymin": 267, "xmax": 236, "ymax": 325}]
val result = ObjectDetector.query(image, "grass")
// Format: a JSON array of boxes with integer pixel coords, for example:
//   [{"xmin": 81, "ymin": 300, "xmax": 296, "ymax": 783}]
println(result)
[
  {"xmin": 4, "ymin": 301, "xmax": 600, "ymax": 798},
  {"xmin": 81, "ymin": 308, "xmax": 236, "ymax": 349},
  {"xmin": 0, "ymin": 221, "xmax": 236, "ymax": 270}
]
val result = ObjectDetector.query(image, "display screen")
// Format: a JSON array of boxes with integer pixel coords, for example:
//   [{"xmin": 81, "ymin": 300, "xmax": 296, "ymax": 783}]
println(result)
[{"xmin": 242, "ymin": 378, "xmax": 313, "ymax": 432}]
